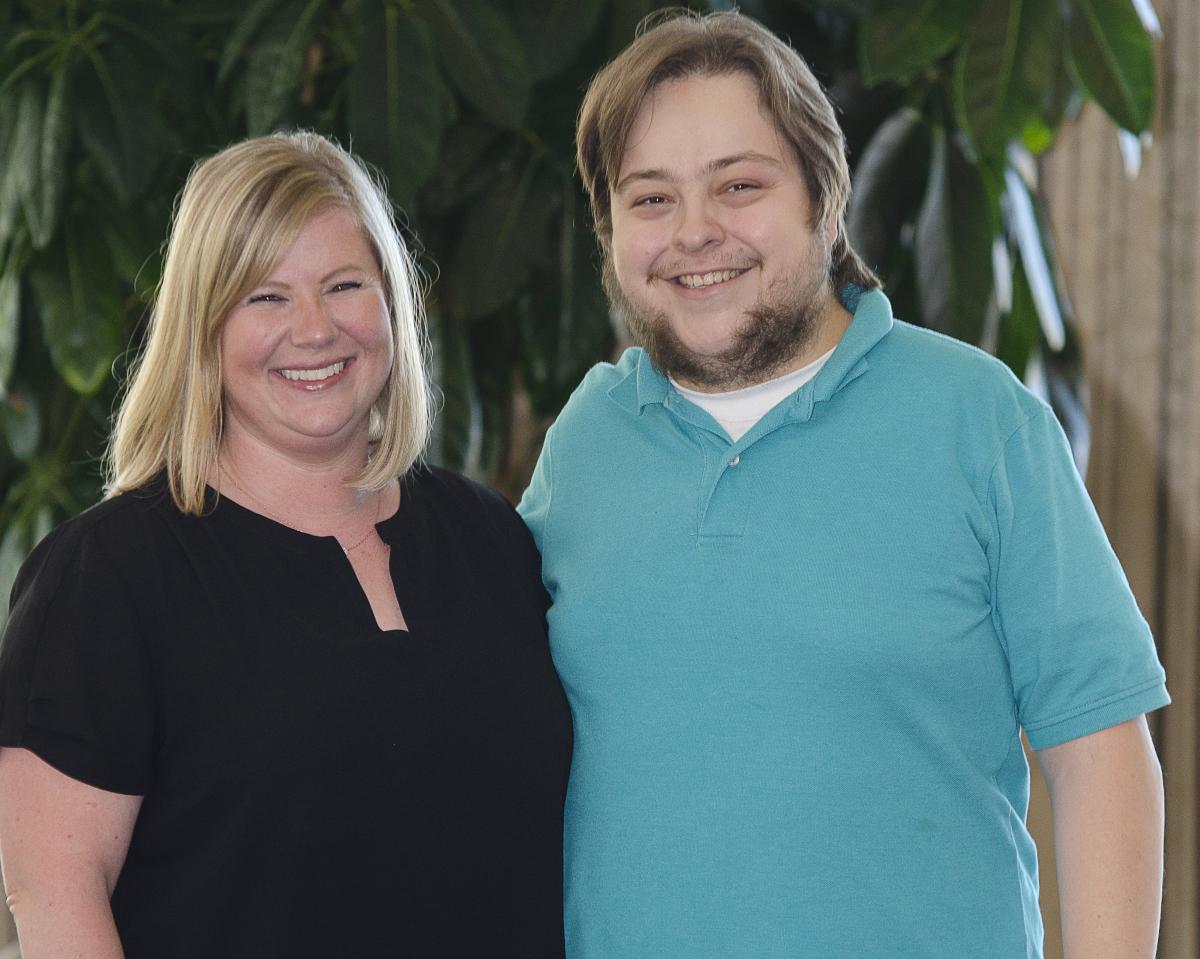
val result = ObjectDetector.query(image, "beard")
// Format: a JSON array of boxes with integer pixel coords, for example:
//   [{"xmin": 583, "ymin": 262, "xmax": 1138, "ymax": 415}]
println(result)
[{"xmin": 604, "ymin": 240, "xmax": 835, "ymax": 391}]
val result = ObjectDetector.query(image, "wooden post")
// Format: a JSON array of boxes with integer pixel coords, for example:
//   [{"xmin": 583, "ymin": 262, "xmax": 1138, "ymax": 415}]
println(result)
[{"xmin": 1040, "ymin": 1, "xmax": 1200, "ymax": 955}]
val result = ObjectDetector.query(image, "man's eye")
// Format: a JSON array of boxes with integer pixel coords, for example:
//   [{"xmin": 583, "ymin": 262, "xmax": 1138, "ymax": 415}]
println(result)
[
  {"xmin": 727, "ymin": 182, "xmax": 757, "ymax": 194},
  {"xmin": 329, "ymin": 281, "xmax": 363, "ymax": 293},
  {"xmin": 634, "ymin": 195, "xmax": 668, "ymax": 207}
]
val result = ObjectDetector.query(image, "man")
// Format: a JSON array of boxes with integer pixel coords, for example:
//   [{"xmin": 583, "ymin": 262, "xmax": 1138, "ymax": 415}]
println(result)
[{"xmin": 519, "ymin": 11, "xmax": 1168, "ymax": 959}]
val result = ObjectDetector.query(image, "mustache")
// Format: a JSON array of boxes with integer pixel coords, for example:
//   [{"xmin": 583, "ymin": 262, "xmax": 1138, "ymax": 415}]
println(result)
[{"xmin": 652, "ymin": 254, "xmax": 759, "ymax": 279}]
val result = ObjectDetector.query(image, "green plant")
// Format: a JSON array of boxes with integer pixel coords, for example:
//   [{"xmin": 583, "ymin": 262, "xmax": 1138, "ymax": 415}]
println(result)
[{"xmin": 0, "ymin": 0, "xmax": 1158, "ymax": 625}]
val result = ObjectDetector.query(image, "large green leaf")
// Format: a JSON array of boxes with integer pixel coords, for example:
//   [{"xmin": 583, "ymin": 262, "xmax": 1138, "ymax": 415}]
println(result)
[
  {"xmin": 428, "ymin": 304, "xmax": 483, "ymax": 474},
  {"xmin": 8, "ymin": 83, "xmax": 41, "ymax": 220},
  {"xmin": 1042, "ymin": 327, "xmax": 1089, "ymax": 468},
  {"xmin": 102, "ymin": 0, "xmax": 203, "ymax": 87},
  {"xmin": 421, "ymin": 0, "xmax": 531, "ymax": 130},
  {"xmin": 1013, "ymin": 10, "xmax": 1073, "ymax": 151},
  {"xmin": 244, "ymin": 0, "xmax": 323, "ymax": 135},
  {"xmin": 0, "ymin": 252, "xmax": 20, "ymax": 398},
  {"xmin": 0, "ymin": 510, "xmax": 34, "ymax": 629},
  {"xmin": 847, "ymin": 107, "xmax": 931, "ymax": 273},
  {"xmin": 29, "ymin": 224, "xmax": 126, "ymax": 395},
  {"xmin": 462, "ymin": 317, "xmax": 516, "ymax": 485},
  {"xmin": 77, "ymin": 171, "xmax": 168, "ymax": 296},
  {"xmin": 996, "ymin": 254, "xmax": 1038, "ymax": 376},
  {"xmin": 1069, "ymin": 0, "xmax": 1155, "ymax": 133},
  {"xmin": 0, "ymin": 90, "xmax": 20, "ymax": 252},
  {"xmin": 348, "ymin": 5, "xmax": 443, "ymax": 210},
  {"xmin": 0, "ymin": 497, "xmax": 53, "ymax": 629},
  {"xmin": 954, "ymin": 0, "xmax": 1061, "ymax": 157},
  {"xmin": 452, "ymin": 159, "xmax": 558, "ymax": 321},
  {"xmin": 0, "ymin": 29, "xmax": 61, "ymax": 97},
  {"xmin": 1026, "ymin": 43, "xmax": 1073, "ymax": 154},
  {"xmin": 0, "ymin": 388, "xmax": 40, "ymax": 463},
  {"xmin": 858, "ymin": 0, "xmax": 982, "ymax": 86},
  {"xmin": 420, "ymin": 120, "xmax": 504, "ymax": 216},
  {"xmin": 521, "ymin": 183, "xmax": 613, "ymax": 416},
  {"xmin": 914, "ymin": 129, "xmax": 996, "ymax": 343},
  {"xmin": 217, "ymin": 0, "xmax": 286, "ymax": 83},
  {"xmin": 515, "ymin": 0, "xmax": 605, "ymax": 80},
  {"xmin": 28, "ymin": 62, "xmax": 69, "ymax": 250},
  {"xmin": 76, "ymin": 43, "xmax": 171, "ymax": 204},
  {"xmin": 1005, "ymin": 164, "xmax": 1066, "ymax": 351}
]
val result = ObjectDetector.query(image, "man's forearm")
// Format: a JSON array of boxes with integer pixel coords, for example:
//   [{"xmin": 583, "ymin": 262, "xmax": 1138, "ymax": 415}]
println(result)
[{"xmin": 1037, "ymin": 716, "xmax": 1164, "ymax": 959}]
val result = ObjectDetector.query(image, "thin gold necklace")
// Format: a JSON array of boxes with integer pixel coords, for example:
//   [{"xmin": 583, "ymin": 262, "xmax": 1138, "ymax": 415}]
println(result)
[
  {"xmin": 219, "ymin": 463, "xmax": 382, "ymax": 555},
  {"xmin": 338, "ymin": 492, "xmax": 382, "ymax": 554}
]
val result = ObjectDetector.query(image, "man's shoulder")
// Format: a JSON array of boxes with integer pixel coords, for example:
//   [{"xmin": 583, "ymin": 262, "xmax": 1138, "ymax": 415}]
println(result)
[
  {"xmin": 880, "ymin": 319, "xmax": 1046, "ymax": 414},
  {"xmin": 553, "ymin": 347, "xmax": 646, "ymax": 423},
  {"xmin": 886, "ymin": 319, "xmax": 1012, "ymax": 376},
  {"xmin": 578, "ymin": 346, "xmax": 644, "ymax": 395}
]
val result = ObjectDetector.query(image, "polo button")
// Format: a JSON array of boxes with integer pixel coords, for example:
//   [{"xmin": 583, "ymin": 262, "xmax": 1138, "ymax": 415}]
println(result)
[{"xmin": 729, "ymin": 455, "xmax": 740, "ymax": 467}]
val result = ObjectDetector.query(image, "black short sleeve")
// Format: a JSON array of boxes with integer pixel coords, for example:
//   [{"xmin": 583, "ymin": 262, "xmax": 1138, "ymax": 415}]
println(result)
[{"xmin": 0, "ymin": 511, "xmax": 155, "ymax": 795}]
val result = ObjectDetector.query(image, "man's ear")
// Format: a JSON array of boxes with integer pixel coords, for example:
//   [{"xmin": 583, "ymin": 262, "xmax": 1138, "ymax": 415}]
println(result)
[{"xmin": 823, "ymin": 216, "xmax": 838, "ymax": 248}]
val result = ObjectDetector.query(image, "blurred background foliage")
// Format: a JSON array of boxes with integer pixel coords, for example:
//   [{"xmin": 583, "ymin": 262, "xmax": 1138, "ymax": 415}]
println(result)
[{"xmin": 0, "ymin": 0, "xmax": 1158, "ymax": 619}]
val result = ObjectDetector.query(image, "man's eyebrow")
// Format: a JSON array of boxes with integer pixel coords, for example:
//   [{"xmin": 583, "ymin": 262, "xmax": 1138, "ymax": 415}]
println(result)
[{"xmin": 614, "ymin": 151, "xmax": 784, "ymax": 193}]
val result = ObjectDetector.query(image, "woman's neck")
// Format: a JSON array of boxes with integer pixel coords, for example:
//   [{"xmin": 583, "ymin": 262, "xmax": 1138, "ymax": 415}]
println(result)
[{"xmin": 215, "ymin": 430, "xmax": 379, "ymax": 532}]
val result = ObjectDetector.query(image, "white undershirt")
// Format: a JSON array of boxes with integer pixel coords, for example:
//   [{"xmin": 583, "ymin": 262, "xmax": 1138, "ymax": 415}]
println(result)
[{"xmin": 670, "ymin": 348, "xmax": 836, "ymax": 442}]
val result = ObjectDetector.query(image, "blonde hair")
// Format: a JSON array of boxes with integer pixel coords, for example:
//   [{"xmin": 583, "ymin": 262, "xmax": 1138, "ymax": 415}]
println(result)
[
  {"xmin": 577, "ymin": 9, "xmax": 879, "ymax": 293},
  {"xmin": 106, "ymin": 131, "xmax": 432, "ymax": 514}
]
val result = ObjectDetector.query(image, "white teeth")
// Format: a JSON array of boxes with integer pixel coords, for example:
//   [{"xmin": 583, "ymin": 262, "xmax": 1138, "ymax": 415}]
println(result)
[
  {"xmin": 280, "ymin": 360, "xmax": 345, "ymax": 382},
  {"xmin": 678, "ymin": 269, "xmax": 744, "ymax": 289}
]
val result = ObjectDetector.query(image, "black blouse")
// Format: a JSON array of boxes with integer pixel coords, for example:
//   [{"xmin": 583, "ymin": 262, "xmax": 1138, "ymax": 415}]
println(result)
[{"xmin": 0, "ymin": 466, "xmax": 571, "ymax": 958}]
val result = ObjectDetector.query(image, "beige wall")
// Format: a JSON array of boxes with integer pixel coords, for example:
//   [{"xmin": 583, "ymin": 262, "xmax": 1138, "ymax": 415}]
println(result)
[{"xmin": 1038, "ymin": 0, "xmax": 1200, "ymax": 955}]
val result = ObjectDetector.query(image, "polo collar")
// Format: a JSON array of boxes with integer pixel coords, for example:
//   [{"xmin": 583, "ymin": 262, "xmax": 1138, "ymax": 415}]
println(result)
[{"xmin": 803, "ymin": 284, "xmax": 893, "ymax": 408}]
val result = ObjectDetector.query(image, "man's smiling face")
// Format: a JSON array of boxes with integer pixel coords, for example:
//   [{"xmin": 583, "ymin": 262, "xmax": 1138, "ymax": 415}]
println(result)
[{"xmin": 607, "ymin": 70, "xmax": 839, "ymax": 391}]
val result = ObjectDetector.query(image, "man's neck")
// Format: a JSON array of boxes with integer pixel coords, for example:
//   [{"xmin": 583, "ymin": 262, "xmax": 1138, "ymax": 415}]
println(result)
[{"xmin": 673, "ymin": 295, "xmax": 854, "ymax": 394}]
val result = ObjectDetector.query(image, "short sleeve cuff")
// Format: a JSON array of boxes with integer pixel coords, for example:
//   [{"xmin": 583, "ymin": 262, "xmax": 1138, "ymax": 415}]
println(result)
[
  {"xmin": 0, "ymin": 720, "xmax": 149, "ymax": 796},
  {"xmin": 1024, "ymin": 677, "xmax": 1171, "ymax": 750}
]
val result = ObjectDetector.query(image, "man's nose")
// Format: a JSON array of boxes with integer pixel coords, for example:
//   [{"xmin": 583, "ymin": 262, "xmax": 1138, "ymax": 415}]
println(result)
[{"xmin": 672, "ymin": 196, "xmax": 724, "ymax": 253}]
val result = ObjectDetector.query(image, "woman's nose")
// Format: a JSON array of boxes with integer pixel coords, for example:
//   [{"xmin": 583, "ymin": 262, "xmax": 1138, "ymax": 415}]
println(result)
[{"xmin": 291, "ymin": 295, "xmax": 338, "ymax": 346}]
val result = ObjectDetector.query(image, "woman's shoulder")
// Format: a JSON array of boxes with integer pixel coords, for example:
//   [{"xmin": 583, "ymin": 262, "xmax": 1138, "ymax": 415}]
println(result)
[
  {"xmin": 398, "ymin": 463, "xmax": 534, "ymax": 554},
  {"xmin": 15, "ymin": 480, "xmax": 178, "ymax": 595},
  {"xmin": 402, "ymin": 463, "xmax": 516, "ymax": 518},
  {"xmin": 397, "ymin": 464, "xmax": 546, "ymax": 610}
]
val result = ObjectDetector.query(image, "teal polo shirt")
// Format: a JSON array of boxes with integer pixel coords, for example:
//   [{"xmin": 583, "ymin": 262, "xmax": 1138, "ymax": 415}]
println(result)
[{"xmin": 519, "ymin": 288, "xmax": 1168, "ymax": 958}]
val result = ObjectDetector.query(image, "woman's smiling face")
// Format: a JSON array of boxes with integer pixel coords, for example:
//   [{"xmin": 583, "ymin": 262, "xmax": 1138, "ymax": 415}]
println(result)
[{"xmin": 219, "ymin": 206, "xmax": 394, "ymax": 465}]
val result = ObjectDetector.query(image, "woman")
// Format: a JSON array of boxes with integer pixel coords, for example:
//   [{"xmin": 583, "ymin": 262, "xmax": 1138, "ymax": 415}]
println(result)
[{"xmin": 0, "ymin": 132, "xmax": 571, "ymax": 957}]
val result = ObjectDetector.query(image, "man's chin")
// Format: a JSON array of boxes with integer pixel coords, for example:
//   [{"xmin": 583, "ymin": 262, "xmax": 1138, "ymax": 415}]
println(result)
[
  {"xmin": 668, "ymin": 328, "xmax": 743, "ymax": 361},
  {"xmin": 606, "ymin": 260, "xmax": 829, "ymax": 389}
]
